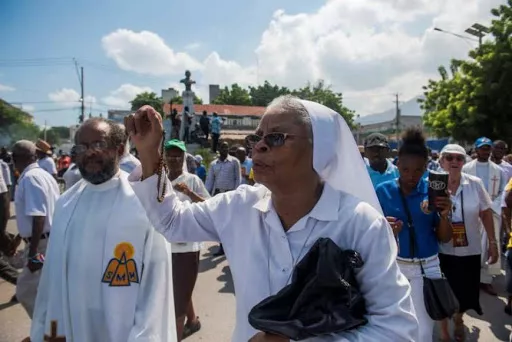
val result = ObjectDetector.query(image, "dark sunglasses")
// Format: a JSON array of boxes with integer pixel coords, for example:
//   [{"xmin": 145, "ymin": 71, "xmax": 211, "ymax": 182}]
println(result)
[
  {"xmin": 245, "ymin": 133, "xmax": 297, "ymax": 148},
  {"xmin": 445, "ymin": 155, "xmax": 465, "ymax": 162}
]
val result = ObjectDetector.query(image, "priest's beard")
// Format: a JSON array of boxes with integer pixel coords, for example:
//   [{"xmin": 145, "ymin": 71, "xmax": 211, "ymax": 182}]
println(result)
[{"xmin": 77, "ymin": 157, "xmax": 118, "ymax": 184}]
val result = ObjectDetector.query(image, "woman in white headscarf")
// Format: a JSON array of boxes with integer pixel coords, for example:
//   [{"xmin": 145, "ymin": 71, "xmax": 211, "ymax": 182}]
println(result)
[{"xmin": 125, "ymin": 96, "xmax": 418, "ymax": 342}]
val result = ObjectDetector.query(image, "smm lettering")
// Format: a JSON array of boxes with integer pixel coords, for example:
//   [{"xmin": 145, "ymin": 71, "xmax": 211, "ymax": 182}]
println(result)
[{"xmin": 116, "ymin": 273, "xmax": 126, "ymax": 281}]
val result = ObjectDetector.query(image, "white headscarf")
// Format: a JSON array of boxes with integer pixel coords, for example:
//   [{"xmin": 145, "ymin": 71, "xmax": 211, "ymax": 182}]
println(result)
[{"xmin": 299, "ymin": 100, "xmax": 382, "ymax": 213}]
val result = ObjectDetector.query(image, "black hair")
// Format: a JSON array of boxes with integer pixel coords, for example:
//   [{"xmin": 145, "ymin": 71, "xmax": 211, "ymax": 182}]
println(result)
[
  {"xmin": 75, "ymin": 117, "xmax": 125, "ymax": 147},
  {"xmin": 398, "ymin": 127, "xmax": 428, "ymax": 160}
]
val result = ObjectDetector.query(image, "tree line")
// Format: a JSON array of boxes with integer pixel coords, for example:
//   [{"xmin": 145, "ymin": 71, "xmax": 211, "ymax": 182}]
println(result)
[
  {"xmin": 130, "ymin": 80, "xmax": 355, "ymax": 127},
  {"xmin": 0, "ymin": 100, "xmax": 71, "ymax": 147},
  {"xmin": 420, "ymin": 0, "xmax": 512, "ymax": 144}
]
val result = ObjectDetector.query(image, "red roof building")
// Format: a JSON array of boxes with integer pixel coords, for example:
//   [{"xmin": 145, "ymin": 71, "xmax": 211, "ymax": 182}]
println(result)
[{"xmin": 163, "ymin": 104, "xmax": 266, "ymax": 130}]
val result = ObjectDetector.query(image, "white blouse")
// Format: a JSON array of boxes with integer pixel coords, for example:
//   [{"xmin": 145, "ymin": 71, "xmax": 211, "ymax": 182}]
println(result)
[
  {"xmin": 130, "ymin": 171, "xmax": 418, "ymax": 342},
  {"xmin": 439, "ymin": 173, "xmax": 492, "ymax": 256}
]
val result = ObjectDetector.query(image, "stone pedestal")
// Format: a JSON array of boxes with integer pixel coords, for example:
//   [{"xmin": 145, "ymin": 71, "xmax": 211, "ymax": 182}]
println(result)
[{"xmin": 180, "ymin": 90, "xmax": 195, "ymax": 142}]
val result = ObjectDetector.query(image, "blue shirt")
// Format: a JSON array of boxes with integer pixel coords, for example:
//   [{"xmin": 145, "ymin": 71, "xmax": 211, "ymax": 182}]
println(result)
[
  {"xmin": 196, "ymin": 164, "xmax": 206, "ymax": 181},
  {"xmin": 367, "ymin": 160, "xmax": 400, "ymax": 189},
  {"xmin": 376, "ymin": 178, "xmax": 440, "ymax": 259},
  {"xmin": 211, "ymin": 117, "xmax": 222, "ymax": 134}
]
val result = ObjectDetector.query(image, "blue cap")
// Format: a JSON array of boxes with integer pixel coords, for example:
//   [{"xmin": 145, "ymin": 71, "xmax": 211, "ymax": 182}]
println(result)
[{"xmin": 475, "ymin": 137, "xmax": 492, "ymax": 148}]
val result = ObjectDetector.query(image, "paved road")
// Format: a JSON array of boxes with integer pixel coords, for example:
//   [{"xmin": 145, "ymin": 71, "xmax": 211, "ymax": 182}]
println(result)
[{"xmin": 0, "ymin": 203, "xmax": 510, "ymax": 342}]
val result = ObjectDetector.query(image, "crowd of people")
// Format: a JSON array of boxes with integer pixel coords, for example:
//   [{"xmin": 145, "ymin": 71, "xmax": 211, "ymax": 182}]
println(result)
[
  {"xmin": 363, "ymin": 131, "xmax": 512, "ymax": 342},
  {"xmin": 0, "ymin": 95, "xmax": 510, "ymax": 341}
]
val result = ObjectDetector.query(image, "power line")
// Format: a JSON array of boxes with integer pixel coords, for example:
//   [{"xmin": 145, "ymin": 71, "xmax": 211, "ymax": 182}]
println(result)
[{"xmin": 31, "ymin": 107, "xmax": 80, "ymax": 113}]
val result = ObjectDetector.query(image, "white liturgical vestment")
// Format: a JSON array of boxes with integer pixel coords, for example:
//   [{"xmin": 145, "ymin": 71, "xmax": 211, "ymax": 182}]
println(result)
[
  {"xmin": 463, "ymin": 160, "xmax": 503, "ymax": 276},
  {"xmin": 130, "ymin": 170, "xmax": 418, "ymax": 342},
  {"xmin": 31, "ymin": 171, "xmax": 176, "ymax": 342}
]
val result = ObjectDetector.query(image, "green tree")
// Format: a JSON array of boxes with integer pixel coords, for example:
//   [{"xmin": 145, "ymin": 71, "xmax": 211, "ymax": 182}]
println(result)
[
  {"xmin": 212, "ymin": 83, "xmax": 252, "ymax": 105},
  {"xmin": 0, "ymin": 99, "xmax": 40, "ymax": 146},
  {"xmin": 421, "ymin": 1, "xmax": 512, "ymax": 143},
  {"xmin": 170, "ymin": 94, "xmax": 203, "ymax": 105},
  {"xmin": 249, "ymin": 81, "xmax": 291, "ymax": 106},
  {"xmin": 40, "ymin": 129, "xmax": 61, "ymax": 146},
  {"xmin": 130, "ymin": 92, "xmax": 164, "ymax": 115},
  {"xmin": 292, "ymin": 80, "xmax": 355, "ymax": 127}
]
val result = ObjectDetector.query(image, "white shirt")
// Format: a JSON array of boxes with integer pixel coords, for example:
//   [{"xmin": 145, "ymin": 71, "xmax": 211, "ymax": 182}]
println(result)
[
  {"xmin": 439, "ymin": 173, "xmax": 492, "ymax": 256},
  {"xmin": 14, "ymin": 163, "xmax": 59, "ymax": 237},
  {"xmin": 63, "ymin": 164, "xmax": 82, "ymax": 190},
  {"xmin": 119, "ymin": 153, "xmax": 141, "ymax": 174},
  {"xmin": 0, "ymin": 160, "xmax": 11, "ymax": 186},
  {"xmin": 497, "ymin": 160, "xmax": 512, "ymax": 183},
  {"xmin": 170, "ymin": 172, "xmax": 210, "ymax": 253},
  {"xmin": 0, "ymin": 162, "xmax": 7, "ymax": 194},
  {"xmin": 38, "ymin": 156, "xmax": 58, "ymax": 176},
  {"xmin": 130, "ymin": 172, "xmax": 418, "ymax": 342}
]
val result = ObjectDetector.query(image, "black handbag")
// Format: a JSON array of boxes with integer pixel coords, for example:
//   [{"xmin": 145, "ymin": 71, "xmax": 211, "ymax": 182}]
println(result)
[
  {"xmin": 248, "ymin": 237, "xmax": 367, "ymax": 341},
  {"xmin": 399, "ymin": 188, "xmax": 459, "ymax": 320}
]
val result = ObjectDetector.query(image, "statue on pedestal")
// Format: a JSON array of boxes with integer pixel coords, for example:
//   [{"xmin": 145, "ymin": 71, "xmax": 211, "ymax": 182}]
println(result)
[
  {"xmin": 179, "ymin": 71, "xmax": 196, "ymax": 143},
  {"xmin": 180, "ymin": 70, "xmax": 196, "ymax": 92}
]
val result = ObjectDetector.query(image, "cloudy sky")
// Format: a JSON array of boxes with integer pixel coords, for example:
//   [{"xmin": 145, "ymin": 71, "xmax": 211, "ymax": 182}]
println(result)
[{"xmin": 0, "ymin": 0, "xmax": 503, "ymax": 126}]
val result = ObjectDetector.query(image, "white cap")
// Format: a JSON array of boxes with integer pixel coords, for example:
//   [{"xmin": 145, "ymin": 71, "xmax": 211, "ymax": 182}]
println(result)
[
  {"xmin": 194, "ymin": 154, "xmax": 203, "ymax": 163},
  {"xmin": 440, "ymin": 144, "xmax": 466, "ymax": 156}
]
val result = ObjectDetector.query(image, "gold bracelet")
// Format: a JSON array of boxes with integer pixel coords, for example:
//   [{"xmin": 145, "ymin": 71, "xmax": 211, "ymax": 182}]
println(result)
[{"xmin": 489, "ymin": 240, "xmax": 498, "ymax": 245}]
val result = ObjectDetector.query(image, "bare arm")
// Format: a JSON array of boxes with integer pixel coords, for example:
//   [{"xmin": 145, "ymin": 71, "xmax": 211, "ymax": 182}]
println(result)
[
  {"xmin": 29, "ymin": 216, "xmax": 45, "ymax": 257},
  {"xmin": 435, "ymin": 196, "xmax": 453, "ymax": 243},
  {"xmin": 436, "ymin": 215, "xmax": 453, "ymax": 243},
  {"xmin": 480, "ymin": 208, "xmax": 496, "ymax": 244},
  {"xmin": 503, "ymin": 207, "xmax": 511, "ymax": 235}
]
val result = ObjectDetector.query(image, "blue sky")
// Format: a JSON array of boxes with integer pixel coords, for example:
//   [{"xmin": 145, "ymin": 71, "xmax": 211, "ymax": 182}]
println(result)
[{"xmin": 0, "ymin": 0, "xmax": 502, "ymax": 127}]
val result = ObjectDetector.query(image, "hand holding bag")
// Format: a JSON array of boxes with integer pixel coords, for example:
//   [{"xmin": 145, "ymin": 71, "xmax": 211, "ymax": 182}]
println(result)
[{"xmin": 248, "ymin": 238, "xmax": 367, "ymax": 341}]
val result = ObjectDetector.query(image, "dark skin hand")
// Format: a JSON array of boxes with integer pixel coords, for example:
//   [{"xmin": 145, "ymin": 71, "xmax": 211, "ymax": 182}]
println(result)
[
  {"xmin": 248, "ymin": 332, "xmax": 289, "ymax": 342},
  {"xmin": 27, "ymin": 216, "xmax": 45, "ymax": 273},
  {"xmin": 174, "ymin": 183, "xmax": 205, "ymax": 203},
  {"xmin": 434, "ymin": 195, "xmax": 453, "ymax": 243}
]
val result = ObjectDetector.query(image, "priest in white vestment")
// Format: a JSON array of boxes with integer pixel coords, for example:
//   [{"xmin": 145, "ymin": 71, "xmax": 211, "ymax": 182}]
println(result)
[
  {"xmin": 126, "ymin": 97, "xmax": 418, "ymax": 342},
  {"xmin": 463, "ymin": 137, "xmax": 505, "ymax": 295},
  {"xmin": 31, "ymin": 118, "xmax": 176, "ymax": 342}
]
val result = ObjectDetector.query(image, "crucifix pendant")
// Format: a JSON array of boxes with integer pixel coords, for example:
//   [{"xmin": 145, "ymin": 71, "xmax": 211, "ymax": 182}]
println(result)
[{"xmin": 44, "ymin": 320, "xmax": 66, "ymax": 342}]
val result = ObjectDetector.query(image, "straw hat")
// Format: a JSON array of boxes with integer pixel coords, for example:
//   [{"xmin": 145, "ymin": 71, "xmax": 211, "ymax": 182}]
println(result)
[{"xmin": 35, "ymin": 139, "xmax": 52, "ymax": 155}]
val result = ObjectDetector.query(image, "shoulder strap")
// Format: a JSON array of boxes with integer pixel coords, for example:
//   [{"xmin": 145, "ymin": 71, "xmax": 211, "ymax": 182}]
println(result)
[
  {"xmin": 398, "ymin": 184, "xmax": 427, "ymax": 275},
  {"xmin": 398, "ymin": 188, "xmax": 416, "ymax": 258}
]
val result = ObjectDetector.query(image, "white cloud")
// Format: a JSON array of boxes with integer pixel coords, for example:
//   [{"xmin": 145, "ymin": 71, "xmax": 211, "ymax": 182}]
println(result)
[
  {"xmin": 0, "ymin": 83, "xmax": 15, "ymax": 92},
  {"xmin": 254, "ymin": 0, "xmax": 502, "ymax": 115},
  {"xmin": 184, "ymin": 42, "xmax": 201, "ymax": 51},
  {"xmin": 100, "ymin": 0, "xmax": 501, "ymax": 115},
  {"xmin": 22, "ymin": 105, "xmax": 35, "ymax": 112},
  {"xmin": 102, "ymin": 29, "xmax": 202, "ymax": 76},
  {"xmin": 48, "ymin": 88, "xmax": 96, "ymax": 108},
  {"xmin": 102, "ymin": 84, "xmax": 153, "ymax": 108}
]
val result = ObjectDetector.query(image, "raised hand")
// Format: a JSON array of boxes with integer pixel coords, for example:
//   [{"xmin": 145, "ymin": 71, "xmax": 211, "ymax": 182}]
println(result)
[{"xmin": 124, "ymin": 105, "xmax": 164, "ymax": 178}]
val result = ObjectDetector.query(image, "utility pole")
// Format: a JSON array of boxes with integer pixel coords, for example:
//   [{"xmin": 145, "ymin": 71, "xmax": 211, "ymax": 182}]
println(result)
[
  {"xmin": 80, "ymin": 66, "xmax": 85, "ymax": 123},
  {"xmin": 394, "ymin": 93, "xmax": 400, "ymax": 146}
]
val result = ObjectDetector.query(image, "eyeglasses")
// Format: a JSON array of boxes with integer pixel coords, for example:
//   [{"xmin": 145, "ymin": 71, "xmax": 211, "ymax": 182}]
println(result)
[
  {"xmin": 445, "ymin": 155, "xmax": 465, "ymax": 162},
  {"xmin": 75, "ymin": 141, "xmax": 109, "ymax": 154},
  {"xmin": 245, "ymin": 133, "xmax": 300, "ymax": 148}
]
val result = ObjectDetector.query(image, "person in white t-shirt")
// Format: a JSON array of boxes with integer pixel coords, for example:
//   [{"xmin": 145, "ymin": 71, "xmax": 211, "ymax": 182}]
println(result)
[
  {"xmin": 11, "ymin": 140, "xmax": 59, "ymax": 319},
  {"xmin": 35, "ymin": 139, "xmax": 58, "ymax": 178},
  {"xmin": 62, "ymin": 146, "xmax": 82, "ymax": 190},
  {"xmin": 164, "ymin": 139, "xmax": 210, "ymax": 341}
]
